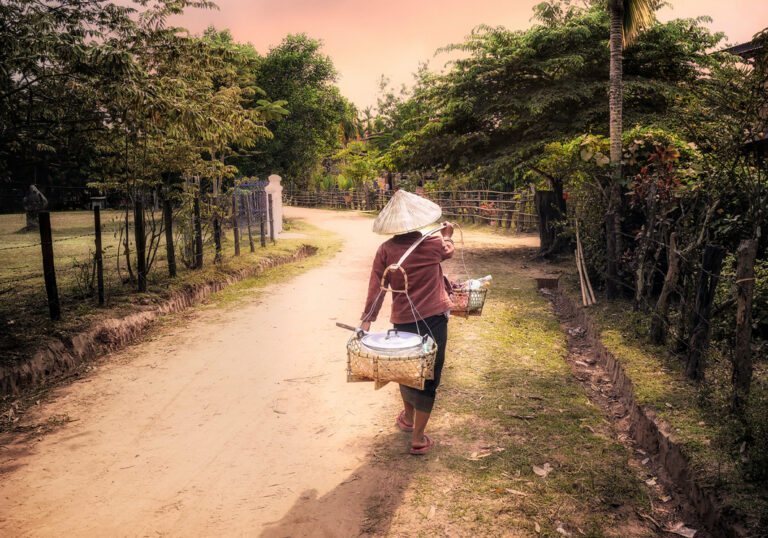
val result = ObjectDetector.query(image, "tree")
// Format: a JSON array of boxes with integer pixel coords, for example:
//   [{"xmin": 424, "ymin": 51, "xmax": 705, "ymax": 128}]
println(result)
[
  {"xmin": 333, "ymin": 141, "xmax": 380, "ymax": 190},
  {"xmin": 375, "ymin": 3, "xmax": 717, "ymax": 192},
  {"xmin": 605, "ymin": 0, "xmax": 656, "ymax": 297},
  {"xmin": 0, "ymin": 0, "xmax": 139, "ymax": 206},
  {"xmin": 251, "ymin": 34, "xmax": 353, "ymax": 185}
]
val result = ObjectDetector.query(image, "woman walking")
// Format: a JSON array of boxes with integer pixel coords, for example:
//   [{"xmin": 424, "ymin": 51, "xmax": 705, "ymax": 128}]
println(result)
[{"xmin": 359, "ymin": 190, "xmax": 454, "ymax": 454}]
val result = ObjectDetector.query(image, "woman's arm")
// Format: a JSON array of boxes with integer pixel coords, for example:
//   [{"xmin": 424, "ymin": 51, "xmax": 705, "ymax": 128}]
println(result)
[{"xmin": 360, "ymin": 245, "xmax": 387, "ymax": 329}]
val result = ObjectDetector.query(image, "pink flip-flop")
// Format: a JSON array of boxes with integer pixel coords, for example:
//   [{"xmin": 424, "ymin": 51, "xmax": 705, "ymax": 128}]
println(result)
[
  {"xmin": 396, "ymin": 410, "xmax": 414, "ymax": 432},
  {"xmin": 409, "ymin": 434, "xmax": 435, "ymax": 455}
]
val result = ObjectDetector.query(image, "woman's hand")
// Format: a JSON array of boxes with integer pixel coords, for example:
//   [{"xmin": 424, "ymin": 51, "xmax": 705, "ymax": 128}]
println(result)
[
  {"xmin": 359, "ymin": 321, "xmax": 371, "ymax": 332},
  {"xmin": 441, "ymin": 221, "xmax": 454, "ymax": 239}
]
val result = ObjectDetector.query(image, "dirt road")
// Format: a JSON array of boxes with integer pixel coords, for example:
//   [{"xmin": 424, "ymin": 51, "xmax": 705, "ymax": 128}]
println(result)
[{"xmin": 0, "ymin": 208, "xmax": 407, "ymax": 536}]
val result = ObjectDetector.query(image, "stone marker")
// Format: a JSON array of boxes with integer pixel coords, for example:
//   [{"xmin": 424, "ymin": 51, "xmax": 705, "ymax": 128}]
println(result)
[
  {"xmin": 265, "ymin": 174, "xmax": 283, "ymax": 235},
  {"xmin": 23, "ymin": 185, "xmax": 48, "ymax": 231}
]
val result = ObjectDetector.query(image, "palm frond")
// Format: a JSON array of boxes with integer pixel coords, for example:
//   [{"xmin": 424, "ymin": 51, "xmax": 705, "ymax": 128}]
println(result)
[{"xmin": 623, "ymin": 0, "xmax": 656, "ymax": 48}]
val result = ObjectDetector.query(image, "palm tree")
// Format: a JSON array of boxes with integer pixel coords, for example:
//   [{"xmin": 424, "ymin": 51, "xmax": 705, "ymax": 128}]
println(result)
[{"xmin": 605, "ymin": 0, "xmax": 656, "ymax": 297}]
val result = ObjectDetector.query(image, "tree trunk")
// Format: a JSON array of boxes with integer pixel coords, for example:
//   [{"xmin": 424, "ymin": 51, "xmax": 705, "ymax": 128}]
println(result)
[
  {"xmin": 134, "ymin": 196, "xmax": 147, "ymax": 292},
  {"xmin": 732, "ymin": 239, "xmax": 758, "ymax": 415},
  {"xmin": 163, "ymin": 198, "xmax": 176, "ymax": 278},
  {"xmin": 213, "ymin": 216, "xmax": 222, "ymax": 263},
  {"xmin": 534, "ymin": 190, "xmax": 562, "ymax": 255},
  {"xmin": 633, "ymin": 183, "xmax": 658, "ymax": 310},
  {"xmin": 123, "ymin": 205, "xmax": 134, "ymax": 282},
  {"xmin": 685, "ymin": 244, "xmax": 725, "ymax": 381},
  {"xmin": 232, "ymin": 192, "xmax": 240, "ymax": 257},
  {"xmin": 650, "ymin": 232, "xmax": 678, "ymax": 344},
  {"xmin": 674, "ymin": 270, "xmax": 693, "ymax": 355},
  {"xmin": 606, "ymin": 0, "xmax": 624, "ymax": 299},
  {"xmin": 193, "ymin": 195, "xmax": 203, "ymax": 269}
]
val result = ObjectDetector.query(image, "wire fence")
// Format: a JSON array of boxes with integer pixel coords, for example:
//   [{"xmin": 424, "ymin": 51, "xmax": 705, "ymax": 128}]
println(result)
[
  {"xmin": 0, "ymin": 183, "xmax": 280, "ymax": 358},
  {"xmin": 283, "ymin": 188, "xmax": 539, "ymax": 232}
]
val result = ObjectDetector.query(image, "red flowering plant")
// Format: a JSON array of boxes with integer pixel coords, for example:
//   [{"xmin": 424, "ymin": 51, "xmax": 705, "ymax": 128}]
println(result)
[
  {"xmin": 629, "ymin": 144, "xmax": 684, "ymax": 208},
  {"xmin": 478, "ymin": 200, "xmax": 499, "ymax": 225}
]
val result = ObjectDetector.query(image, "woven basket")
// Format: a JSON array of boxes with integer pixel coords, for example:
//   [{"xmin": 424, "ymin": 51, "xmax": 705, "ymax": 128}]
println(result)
[
  {"xmin": 450, "ymin": 286, "xmax": 488, "ymax": 318},
  {"xmin": 346, "ymin": 334, "xmax": 437, "ymax": 390}
]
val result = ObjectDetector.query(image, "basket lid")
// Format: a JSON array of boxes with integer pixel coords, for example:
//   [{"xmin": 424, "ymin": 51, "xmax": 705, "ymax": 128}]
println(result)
[{"xmin": 361, "ymin": 329, "xmax": 424, "ymax": 352}]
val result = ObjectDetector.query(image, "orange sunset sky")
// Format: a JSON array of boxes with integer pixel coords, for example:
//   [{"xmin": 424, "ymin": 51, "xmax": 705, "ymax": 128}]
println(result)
[{"xmin": 169, "ymin": 0, "xmax": 768, "ymax": 110}]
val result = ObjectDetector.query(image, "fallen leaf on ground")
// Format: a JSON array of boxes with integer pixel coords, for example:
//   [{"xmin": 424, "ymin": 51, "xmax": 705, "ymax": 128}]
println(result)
[
  {"xmin": 505, "ymin": 489, "xmax": 529, "ymax": 496},
  {"xmin": 665, "ymin": 522, "xmax": 696, "ymax": 537},
  {"xmin": 642, "ymin": 458, "xmax": 649, "ymax": 465},
  {"xmin": 574, "ymin": 360, "xmax": 590, "ymax": 367},
  {"xmin": 534, "ymin": 522, "xmax": 541, "ymax": 533},
  {"xmin": 660, "ymin": 495, "xmax": 671, "ymax": 503},
  {"xmin": 645, "ymin": 477, "xmax": 657, "ymax": 487},
  {"xmin": 533, "ymin": 463, "xmax": 553, "ymax": 477},
  {"xmin": 555, "ymin": 522, "xmax": 571, "ymax": 536},
  {"xmin": 427, "ymin": 505, "xmax": 436, "ymax": 520}
]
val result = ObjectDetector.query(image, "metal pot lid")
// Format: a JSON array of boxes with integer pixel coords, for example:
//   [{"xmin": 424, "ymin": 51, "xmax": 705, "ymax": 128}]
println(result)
[{"xmin": 361, "ymin": 329, "xmax": 424, "ymax": 351}]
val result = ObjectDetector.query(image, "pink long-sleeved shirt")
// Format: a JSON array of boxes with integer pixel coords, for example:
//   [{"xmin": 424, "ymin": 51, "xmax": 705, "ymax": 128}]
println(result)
[{"xmin": 361, "ymin": 232, "xmax": 454, "ymax": 324}]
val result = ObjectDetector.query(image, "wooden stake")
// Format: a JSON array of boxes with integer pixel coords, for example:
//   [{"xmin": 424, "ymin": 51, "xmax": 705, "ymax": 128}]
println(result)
[
  {"xmin": 575, "ymin": 219, "xmax": 597, "ymax": 304},
  {"xmin": 575, "ymin": 249, "xmax": 588, "ymax": 307},
  {"xmin": 244, "ymin": 192, "xmax": 255, "ymax": 253},
  {"xmin": 38, "ymin": 211, "xmax": 61, "ymax": 320},
  {"xmin": 94, "ymin": 206, "xmax": 104, "ymax": 305}
]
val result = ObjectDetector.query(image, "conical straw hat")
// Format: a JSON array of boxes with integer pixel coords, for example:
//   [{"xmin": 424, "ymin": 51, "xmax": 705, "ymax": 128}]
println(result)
[{"xmin": 373, "ymin": 189, "xmax": 442, "ymax": 235}]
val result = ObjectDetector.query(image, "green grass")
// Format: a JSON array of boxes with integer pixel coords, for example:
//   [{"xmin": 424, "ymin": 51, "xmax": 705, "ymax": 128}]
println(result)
[
  {"xmin": 374, "ymin": 237, "xmax": 656, "ymax": 537},
  {"xmin": 0, "ymin": 210, "xmax": 341, "ymax": 367}
]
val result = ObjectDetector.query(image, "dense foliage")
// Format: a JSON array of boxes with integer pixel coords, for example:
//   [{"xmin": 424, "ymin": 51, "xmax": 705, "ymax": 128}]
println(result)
[
  {"xmin": 0, "ymin": 1, "xmax": 349, "ymax": 207},
  {"xmin": 251, "ymin": 34, "xmax": 356, "ymax": 185},
  {"xmin": 369, "ymin": 2, "xmax": 722, "ymax": 190}
]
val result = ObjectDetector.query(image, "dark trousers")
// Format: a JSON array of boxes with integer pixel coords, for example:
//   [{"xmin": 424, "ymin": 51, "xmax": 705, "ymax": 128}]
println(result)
[{"xmin": 394, "ymin": 313, "xmax": 448, "ymax": 413}]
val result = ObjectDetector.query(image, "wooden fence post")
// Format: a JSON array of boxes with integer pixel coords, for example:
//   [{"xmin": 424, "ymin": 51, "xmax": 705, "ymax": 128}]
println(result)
[
  {"xmin": 94, "ymin": 206, "xmax": 104, "ymax": 305},
  {"xmin": 163, "ymin": 197, "xmax": 177, "ymax": 278},
  {"xmin": 732, "ymin": 238, "xmax": 758, "ymax": 413},
  {"xmin": 685, "ymin": 244, "xmax": 725, "ymax": 380},
  {"xmin": 134, "ymin": 196, "xmax": 147, "ymax": 291},
  {"xmin": 244, "ymin": 192, "xmax": 255, "ymax": 253},
  {"xmin": 38, "ymin": 211, "xmax": 61, "ymax": 320},
  {"xmin": 268, "ymin": 193, "xmax": 275, "ymax": 243},
  {"xmin": 232, "ymin": 192, "xmax": 240, "ymax": 256},
  {"xmin": 258, "ymin": 191, "xmax": 266, "ymax": 247}
]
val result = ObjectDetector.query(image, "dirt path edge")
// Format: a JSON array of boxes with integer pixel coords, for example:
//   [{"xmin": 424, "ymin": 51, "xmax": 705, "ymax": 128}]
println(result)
[
  {"xmin": 550, "ymin": 288, "xmax": 742, "ymax": 538},
  {"xmin": 1, "ymin": 244, "xmax": 318, "ymax": 397}
]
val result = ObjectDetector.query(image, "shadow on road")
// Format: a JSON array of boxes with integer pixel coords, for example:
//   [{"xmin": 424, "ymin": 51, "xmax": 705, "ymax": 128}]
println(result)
[{"xmin": 260, "ymin": 431, "xmax": 416, "ymax": 537}]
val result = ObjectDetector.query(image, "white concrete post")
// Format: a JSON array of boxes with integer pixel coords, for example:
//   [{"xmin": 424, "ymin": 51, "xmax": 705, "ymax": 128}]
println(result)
[{"xmin": 265, "ymin": 174, "xmax": 283, "ymax": 235}]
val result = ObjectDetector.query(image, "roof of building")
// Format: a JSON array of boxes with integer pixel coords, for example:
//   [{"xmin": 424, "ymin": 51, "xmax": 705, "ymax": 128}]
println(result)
[{"xmin": 723, "ymin": 40, "xmax": 764, "ymax": 59}]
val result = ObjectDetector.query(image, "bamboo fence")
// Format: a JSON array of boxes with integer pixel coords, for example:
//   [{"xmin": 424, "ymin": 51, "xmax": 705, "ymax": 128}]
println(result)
[{"xmin": 283, "ymin": 189, "xmax": 539, "ymax": 232}]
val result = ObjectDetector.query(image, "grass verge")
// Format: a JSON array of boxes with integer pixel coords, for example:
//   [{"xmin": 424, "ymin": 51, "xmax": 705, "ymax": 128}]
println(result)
[{"xmin": 561, "ymin": 269, "xmax": 768, "ymax": 533}]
